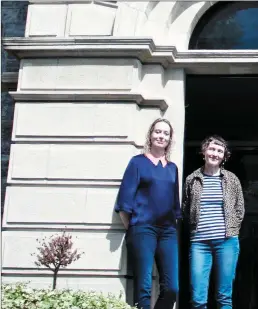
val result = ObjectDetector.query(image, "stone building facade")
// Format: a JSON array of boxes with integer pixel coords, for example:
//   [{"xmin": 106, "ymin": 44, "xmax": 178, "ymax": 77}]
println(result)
[
  {"xmin": 2, "ymin": 0, "xmax": 258, "ymax": 306},
  {"xmin": 1, "ymin": 1, "xmax": 28, "ymax": 211}
]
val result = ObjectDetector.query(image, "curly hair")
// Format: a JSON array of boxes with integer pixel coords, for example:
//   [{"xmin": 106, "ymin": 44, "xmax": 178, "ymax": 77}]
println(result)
[
  {"xmin": 143, "ymin": 118, "xmax": 174, "ymax": 161},
  {"xmin": 201, "ymin": 135, "xmax": 231, "ymax": 165}
]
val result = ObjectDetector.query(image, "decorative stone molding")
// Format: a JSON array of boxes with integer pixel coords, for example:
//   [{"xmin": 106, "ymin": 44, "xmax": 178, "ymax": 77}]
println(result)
[
  {"xmin": 24, "ymin": 1, "xmax": 212, "ymax": 49},
  {"xmin": 3, "ymin": 37, "xmax": 258, "ymax": 70},
  {"xmin": 9, "ymin": 91, "xmax": 168, "ymax": 111},
  {"xmin": 3, "ymin": 37, "xmax": 258, "ymax": 60}
]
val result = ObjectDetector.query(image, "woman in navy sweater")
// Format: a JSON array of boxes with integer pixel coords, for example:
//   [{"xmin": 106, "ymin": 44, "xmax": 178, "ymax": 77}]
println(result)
[{"xmin": 115, "ymin": 118, "xmax": 181, "ymax": 309}]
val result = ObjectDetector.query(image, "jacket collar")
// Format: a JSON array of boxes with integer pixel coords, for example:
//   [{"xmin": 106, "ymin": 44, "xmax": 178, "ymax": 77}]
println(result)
[{"xmin": 192, "ymin": 166, "xmax": 228, "ymax": 182}]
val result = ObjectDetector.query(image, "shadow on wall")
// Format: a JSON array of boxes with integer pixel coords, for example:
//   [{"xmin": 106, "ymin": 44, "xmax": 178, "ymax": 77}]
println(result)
[
  {"xmin": 106, "ymin": 208, "xmax": 126, "ymax": 252},
  {"xmin": 105, "ymin": 198, "xmax": 127, "ymax": 279},
  {"xmin": 105, "ymin": 204, "xmax": 130, "ymax": 302}
]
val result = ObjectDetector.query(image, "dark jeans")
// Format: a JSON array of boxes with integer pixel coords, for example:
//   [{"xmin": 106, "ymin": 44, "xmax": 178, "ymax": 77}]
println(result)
[
  {"xmin": 189, "ymin": 237, "xmax": 240, "ymax": 309},
  {"xmin": 126, "ymin": 225, "xmax": 179, "ymax": 309}
]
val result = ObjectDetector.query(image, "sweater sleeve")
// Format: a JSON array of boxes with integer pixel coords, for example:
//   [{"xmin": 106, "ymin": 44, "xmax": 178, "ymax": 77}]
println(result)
[
  {"xmin": 115, "ymin": 158, "xmax": 140, "ymax": 214},
  {"xmin": 235, "ymin": 176, "xmax": 245, "ymax": 224},
  {"xmin": 174, "ymin": 165, "xmax": 182, "ymax": 219}
]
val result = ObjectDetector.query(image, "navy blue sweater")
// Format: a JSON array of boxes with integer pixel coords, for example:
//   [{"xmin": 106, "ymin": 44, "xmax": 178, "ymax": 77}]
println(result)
[{"xmin": 115, "ymin": 154, "xmax": 182, "ymax": 227}]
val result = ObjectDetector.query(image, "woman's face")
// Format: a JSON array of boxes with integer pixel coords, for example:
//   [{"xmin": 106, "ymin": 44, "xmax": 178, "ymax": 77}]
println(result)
[
  {"xmin": 150, "ymin": 121, "xmax": 171, "ymax": 151},
  {"xmin": 203, "ymin": 141, "xmax": 225, "ymax": 168}
]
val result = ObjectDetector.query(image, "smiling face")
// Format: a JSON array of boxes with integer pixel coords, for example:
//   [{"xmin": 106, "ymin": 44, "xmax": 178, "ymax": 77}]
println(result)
[
  {"xmin": 203, "ymin": 141, "xmax": 225, "ymax": 168},
  {"xmin": 150, "ymin": 121, "xmax": 171, "ymax": 151}
]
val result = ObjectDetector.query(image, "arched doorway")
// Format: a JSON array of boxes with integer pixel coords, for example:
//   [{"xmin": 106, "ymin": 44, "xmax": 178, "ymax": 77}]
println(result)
[{"xmin": 182, "ymin": 2, "xmax": 258, "ymax": 309}]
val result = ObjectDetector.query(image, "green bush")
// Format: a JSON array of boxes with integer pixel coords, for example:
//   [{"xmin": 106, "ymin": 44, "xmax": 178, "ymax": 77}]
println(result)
[{"xmin": 2, "ymin": 283, "xmax": 137, "ymax": 309}]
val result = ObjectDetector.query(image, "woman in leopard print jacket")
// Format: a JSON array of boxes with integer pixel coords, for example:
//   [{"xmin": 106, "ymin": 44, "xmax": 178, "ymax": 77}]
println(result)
[{"xmin": 182, "ymin": 135, "xmax": 245, "ymax": 309}]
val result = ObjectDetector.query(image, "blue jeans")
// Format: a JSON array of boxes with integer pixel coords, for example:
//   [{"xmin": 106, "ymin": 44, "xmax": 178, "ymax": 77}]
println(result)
[
  {"xmin": 126, "ymin": 225, "xmax": 179, "ymax": 309},
  {"xmin": 189, "ymin": 237, "xmax": 240, "ymax": 309}
]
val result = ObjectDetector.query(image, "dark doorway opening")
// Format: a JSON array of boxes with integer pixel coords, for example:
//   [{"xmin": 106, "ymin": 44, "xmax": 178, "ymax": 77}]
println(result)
[{"xmin": 180, "ymin": 75, "xmax": 258, "ymax": 309}]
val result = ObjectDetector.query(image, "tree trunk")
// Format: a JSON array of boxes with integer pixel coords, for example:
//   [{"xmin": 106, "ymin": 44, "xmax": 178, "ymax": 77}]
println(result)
[{"xmin": 52, "ymin": 269, "xmax": 58, "ymax": 290}]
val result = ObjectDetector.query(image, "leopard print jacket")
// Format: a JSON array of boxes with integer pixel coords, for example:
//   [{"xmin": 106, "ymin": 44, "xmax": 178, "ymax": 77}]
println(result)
[{"xmin": 182, "ymin": 167, "xmax": 245, "ymax": 237}]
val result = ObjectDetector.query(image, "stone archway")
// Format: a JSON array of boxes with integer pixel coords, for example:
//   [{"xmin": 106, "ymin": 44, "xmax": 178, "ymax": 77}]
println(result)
[{"xmin": 113, "ymin": 1, "xmax": 218, "ymax": 49}]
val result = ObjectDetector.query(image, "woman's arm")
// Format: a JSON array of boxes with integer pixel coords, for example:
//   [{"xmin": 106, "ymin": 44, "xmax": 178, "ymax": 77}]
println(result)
[
  {"xmin": 234, "ymin": 176, "xmax": 245, "ymax": 224},
  {"xmin": 114, "ymin": 158, "xmax": 140, "ymax": 228}
]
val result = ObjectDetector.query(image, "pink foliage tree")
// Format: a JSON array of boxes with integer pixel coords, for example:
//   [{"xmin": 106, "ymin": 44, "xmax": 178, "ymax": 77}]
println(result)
[{"xmin": 32, "ymin": 231, "xmax": 83, "ymax": 289}]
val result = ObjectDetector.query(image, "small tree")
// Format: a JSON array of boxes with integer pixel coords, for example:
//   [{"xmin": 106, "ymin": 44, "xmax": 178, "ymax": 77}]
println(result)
[{"xmin": 32, "ymin": 231, "xmax": 83, "ymax": 289}]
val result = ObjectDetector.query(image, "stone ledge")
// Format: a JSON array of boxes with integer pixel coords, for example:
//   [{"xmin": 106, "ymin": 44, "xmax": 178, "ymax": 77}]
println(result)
[
  {"xmin": 2, "ymin": 269, "xmax": 126, "ymax": 276},
  {"xmin": 3, "ymin": 37, "xmax": 157, "ymax": 61},
  {"xmin": 9, "ymin": 91, "xmax": 168, "ymax": 111},
  {"xmin": 3, "ymin": 37, "xmax": 258, "ymax": 66},
  {"xmin": 12, "ymin": 137, "xmax": 144, "ymax": 146},
  {"xmin": 6, "ymin": 178, "xmax": 122, "ymax": 186},
  {"xmin": 2, "ymin": 223, "xmax": 124, "ymax": 230}
]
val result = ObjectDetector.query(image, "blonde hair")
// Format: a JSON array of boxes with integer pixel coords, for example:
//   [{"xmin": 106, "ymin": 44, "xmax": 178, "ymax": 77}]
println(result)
[{"xmin": 143, "ymin": 118, "xmax": 174, "ymax": 161}]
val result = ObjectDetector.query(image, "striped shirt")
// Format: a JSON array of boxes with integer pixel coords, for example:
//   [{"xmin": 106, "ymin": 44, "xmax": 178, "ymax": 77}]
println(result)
[{"xmin": 191, "ymin": 175, "xmax": 226, "ymax": 241}]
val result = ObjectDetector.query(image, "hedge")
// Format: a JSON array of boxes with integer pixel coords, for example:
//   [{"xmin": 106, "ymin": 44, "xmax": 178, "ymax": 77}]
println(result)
[{"xmin": 2, "ymin": 283, "xmax": 137, "ymax": 309}]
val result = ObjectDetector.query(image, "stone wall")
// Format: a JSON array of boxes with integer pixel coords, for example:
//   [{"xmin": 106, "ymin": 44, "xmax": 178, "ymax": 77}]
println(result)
[
  {"xmin": 1, "ymin": 1, "xmax": 28, "ymax": 210},
  {"xmin": 2, "ymin": 2, "xmax": 258, "ymax": 308},
  {"xmin": 1, "ymin": 1, "xmax": 214, "ymax": 304},
  {"xmin": 2, "ymin": 54, "xmax": 185, "ymax": 302},
  {"xmin": 2, "ymin": 2, "xmax": 188, "ymax": 302},
  {"xmin": 1, "ymin": 1, "xmax": 28, "ymax": 71}
]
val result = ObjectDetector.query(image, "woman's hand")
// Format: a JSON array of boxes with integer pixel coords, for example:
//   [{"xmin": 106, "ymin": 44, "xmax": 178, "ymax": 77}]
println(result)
[{"xmin": 119, "ymin": 211, "xmax": 130, "ymax": 230}]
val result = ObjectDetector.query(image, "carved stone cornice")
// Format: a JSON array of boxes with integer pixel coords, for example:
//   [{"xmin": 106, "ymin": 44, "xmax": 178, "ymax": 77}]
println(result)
[
  {"xmin": 9, "ymin": 91, "xmax": 168, "ymax": 111},
  {"xmin": 3, "ymin": 37, "xmax": 258, "ymax": 65}
]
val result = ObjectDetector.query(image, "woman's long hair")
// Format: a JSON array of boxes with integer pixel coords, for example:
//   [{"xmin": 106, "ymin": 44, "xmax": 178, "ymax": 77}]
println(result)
[{"xmin": 143, "ymin": 118, "xmax": 174, "ymax": 161}]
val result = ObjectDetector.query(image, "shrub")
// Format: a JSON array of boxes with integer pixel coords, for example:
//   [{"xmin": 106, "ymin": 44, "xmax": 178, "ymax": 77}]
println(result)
[{"xmin": 2, "ymin": 283, "xmax": 137, "ymax": 309}]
